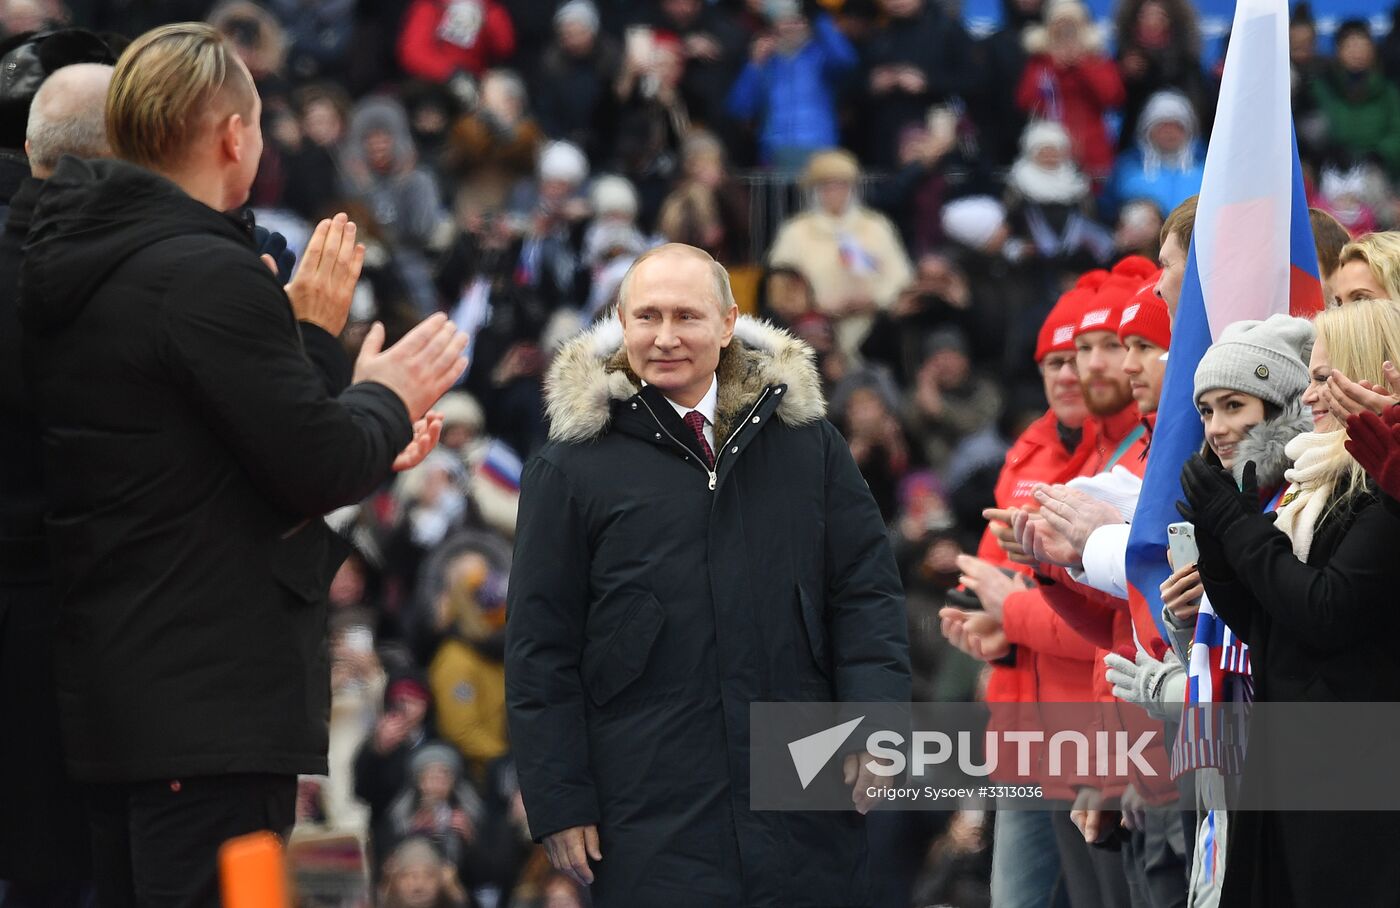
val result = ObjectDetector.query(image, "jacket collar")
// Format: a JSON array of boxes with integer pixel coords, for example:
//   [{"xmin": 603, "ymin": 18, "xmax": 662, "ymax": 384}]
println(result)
[
  {"xmin": 544, "ymin": 315, "xmax": 826, "ymax": 444},
  {"xmin": 1096, "ymin": 403, "xmax": 1144, "ymax": 445}
]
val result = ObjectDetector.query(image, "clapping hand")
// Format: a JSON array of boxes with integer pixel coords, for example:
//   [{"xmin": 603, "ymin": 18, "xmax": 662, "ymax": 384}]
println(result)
[
  {"xmin": 1324, "ymin": 364, "xmax": 1400, "ymax": 423},
  {"xmin": 1032, "ymin": 483, "xmax": 1125, "ymax": 557},
  {"xmin": 954, "ymin": 554, "xmax": 1031, "ymax": 621},
  {"xmin": 1176, "ymin": 456, "xmax": 1261, "ymax": 538}
]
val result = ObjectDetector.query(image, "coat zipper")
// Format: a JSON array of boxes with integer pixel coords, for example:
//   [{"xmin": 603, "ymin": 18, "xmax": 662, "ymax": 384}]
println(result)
[{"xmin": 636, "ymin": 388, "xmax": 772, "ymax": 491}]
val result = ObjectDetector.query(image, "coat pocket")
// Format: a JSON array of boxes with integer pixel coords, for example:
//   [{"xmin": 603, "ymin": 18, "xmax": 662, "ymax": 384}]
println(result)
[
  {"xmin": 796, "ymin": 583, "xmax": 831, "ymax": 681},
  {"xmin": 582, "ymin": 593, "xmax": 665, "ymax": 708},
  {"xmin": 270, "ymin": 520, "xmax": 352, "ymax": 604}
]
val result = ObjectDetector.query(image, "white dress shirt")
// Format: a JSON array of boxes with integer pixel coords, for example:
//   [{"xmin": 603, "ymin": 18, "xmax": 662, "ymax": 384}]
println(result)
[{"xmin": 646, "ymin": 374, "xmax": 718, "ymax": 451}]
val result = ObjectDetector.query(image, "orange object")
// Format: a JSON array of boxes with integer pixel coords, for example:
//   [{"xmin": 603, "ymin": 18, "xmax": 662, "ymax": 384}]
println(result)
[{"xmin": 219, "ymin": 831, "xmax": 290, "ymax": 908}]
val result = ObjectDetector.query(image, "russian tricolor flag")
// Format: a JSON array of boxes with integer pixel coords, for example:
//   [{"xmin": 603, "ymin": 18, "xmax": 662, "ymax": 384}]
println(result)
[{"xmin": 1126, "ymin": 0, "xmax": 1326, "ymax": 644}]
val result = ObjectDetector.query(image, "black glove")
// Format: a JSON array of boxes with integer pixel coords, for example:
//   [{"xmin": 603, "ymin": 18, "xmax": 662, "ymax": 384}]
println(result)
[
  {"xmin": 253, "ymin": 225, "xmax": 296, "ymax": 287},
  {"xmin": 1176, "ymin": 456, "xmax": 1262, "ymax": 534}
]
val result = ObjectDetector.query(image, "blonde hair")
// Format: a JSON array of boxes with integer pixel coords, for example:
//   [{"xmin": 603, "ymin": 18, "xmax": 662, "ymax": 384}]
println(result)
[
  {"xmin": 107, "ymin": 23, "xmax": 255, "ymax": 171},
  {"xmin": 1337, "ymin": 231, "xmax": 1400, "ymax": 303},
  {"xmin": 616, "ymin": 242, "xmax": 736, "ymax": 315},
  {"xmin": 1312, "ymin": 298, "xmax": 1400, "ymax": 513}
]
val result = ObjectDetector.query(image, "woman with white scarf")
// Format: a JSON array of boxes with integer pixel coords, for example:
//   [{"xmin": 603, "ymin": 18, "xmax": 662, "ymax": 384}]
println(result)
[
  {"xmin": 1003, "ymin": 120, "xmax": 1115, "ymax": 268},
  {"xmin": 1176, "ymin": 298, "xmax": 1400, "ymax": 908}
]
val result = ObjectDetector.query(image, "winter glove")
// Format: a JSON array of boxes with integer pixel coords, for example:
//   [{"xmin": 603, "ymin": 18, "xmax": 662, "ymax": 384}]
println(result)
[
  {"xmin": 1345, "ymin": 408, "xmax": 1400, "ymax": 502},
  {"xmin": 1176, "ymin": 455, "xmax": 1262, "ymax": 539},
  {"xmin": 253, "ymin": 225, "xmax": 297, "ymax": 286},
  {"xmin": 1104, "ymin": 647, "xmax": 1185, "ymax": 722}
]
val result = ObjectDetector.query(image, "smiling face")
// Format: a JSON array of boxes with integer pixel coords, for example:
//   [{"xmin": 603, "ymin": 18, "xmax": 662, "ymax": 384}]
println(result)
[
  {"xmin": 1197, "ymin": 389, "xmax": 1268, "ymax": 469},
  {"xmin": 1121, "ymin": 335, "xmax": 1168, "ymax": 414},
  {"xmin": 620, "ymin": 250, "xmax": 737, "ymax": 408},
  {"xmin": 1301, "ymin": 333, "xmax": 1337, "ymax": 431},
  {"xmin": 1040, "ymin": 350, "xmax": 1088, "ymax": 428},
  {"xmin": 1075, "ymin": 330, "xmax": 1134, "ymax": 416}
]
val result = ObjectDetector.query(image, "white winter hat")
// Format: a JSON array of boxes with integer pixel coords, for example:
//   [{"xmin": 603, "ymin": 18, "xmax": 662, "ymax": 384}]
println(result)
[
  {"xmin": 1139, "ymin": 90, "xmax": 1197, "ymax": 136},
  {"xmin": 1194, "ymin": 314, "xmax": 1316, "ymax": 409},
  {"xmin": 940, "ymin": 196, "xmax": 1006, "ymax": 250},
  {"xmin": 435, "ymin": 391, "xmax": 484, "ymax": 432},
  {"xmin": 589, "ymin": 174, "xmax": 639, "ymax": 219},
  {"xmin": 1020, "ymin": 120, "xmax": 1072, "ymax": 156},
  {"xmin": 538, "ymin": 140, "xmax": 588, "ymax": 184}
]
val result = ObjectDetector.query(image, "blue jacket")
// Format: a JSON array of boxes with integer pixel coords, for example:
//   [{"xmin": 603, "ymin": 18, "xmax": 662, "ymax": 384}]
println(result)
[
  {"xmin": 1107, "ymin": 144, "xmax": 1205, "ymax": 218},
  {"xmin": 726, "ymin": 16, "xmax": 857, "ymax": 163}
]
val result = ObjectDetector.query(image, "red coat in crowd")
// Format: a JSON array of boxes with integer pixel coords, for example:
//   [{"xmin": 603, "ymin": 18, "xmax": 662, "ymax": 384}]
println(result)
[
  {"xmin": 977, "ymin": 410, "xmax": 1099, "ymax": 704},
  {"xmin": 1015, "ymin": 53, "xmax": 1125, "ymax": 180},
  {"xmin": 398, "ymin": 0, "xmax": 517, "ymax": 82},
  {"xmin": 978, "ymin": 410, "xmax": 1099, "ymax": 801}
]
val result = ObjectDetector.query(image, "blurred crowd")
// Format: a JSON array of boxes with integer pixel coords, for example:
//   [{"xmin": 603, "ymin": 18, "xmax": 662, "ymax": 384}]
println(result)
[{"xmin": 4, "ymin": 0, "xmax": 1400, "ymax": 904}]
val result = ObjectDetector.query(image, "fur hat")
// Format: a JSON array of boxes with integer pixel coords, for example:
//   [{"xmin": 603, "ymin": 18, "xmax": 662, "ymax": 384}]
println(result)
[{"xmin": 1193, "ymin": 314, "xmax": 1315, "ymax": 410}]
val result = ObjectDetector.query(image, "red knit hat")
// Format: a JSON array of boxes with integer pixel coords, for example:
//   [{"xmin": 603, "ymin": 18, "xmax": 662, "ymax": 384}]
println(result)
[
  {"xmin": 1078, "ymin": 268, "xmax": 1110, "ymax": 289},
  {"xmin": 1036, "ymin": 286, "xmax": 1095, "ymax": 361},
  {"xmin": 1111, "ymin": 255, "xmax": 1158, "ymax": 283},
  {"xmin": 1074, "ymin": 273, "xmax": 1139, "ymax": 340},
  {"xmin": 1117, "ymin": 276, "xmax": 1171, "ymax": 350}
]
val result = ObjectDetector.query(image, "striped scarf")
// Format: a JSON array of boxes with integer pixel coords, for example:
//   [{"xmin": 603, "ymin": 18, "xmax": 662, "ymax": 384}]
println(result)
[{"xmin": 1172, "ymin": 484, "xmax": 1287, "ymax": 882}]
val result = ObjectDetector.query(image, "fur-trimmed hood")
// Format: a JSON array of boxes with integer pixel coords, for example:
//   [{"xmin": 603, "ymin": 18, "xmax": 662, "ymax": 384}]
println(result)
[
  {"xmin": 544, "ymin": 315, "xmax": 826, "ymax": 444},
  {"xmin": 1221, "ymin": 396, "xmax": 1314, "ymax": 491}
]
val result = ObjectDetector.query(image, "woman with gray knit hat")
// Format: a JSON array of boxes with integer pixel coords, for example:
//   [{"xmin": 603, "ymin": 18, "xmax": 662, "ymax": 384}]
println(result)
[{"xmin": 1138, "ymin": 314, "xmax": 1316, "ymax": 908}]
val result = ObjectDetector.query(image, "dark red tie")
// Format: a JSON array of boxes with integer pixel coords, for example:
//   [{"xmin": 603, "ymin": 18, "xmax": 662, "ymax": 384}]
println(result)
[{"xmin": 683, "ymin": 411, "xmax": 714, "ymax": 467}]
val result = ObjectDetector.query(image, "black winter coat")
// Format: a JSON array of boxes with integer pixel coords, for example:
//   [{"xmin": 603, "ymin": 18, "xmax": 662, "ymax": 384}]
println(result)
[
  {"xmin": 859, "ymin": 7, "xmax": 977, "ymax": 169},
  {"xmin": 0, "ymin": 172, "xmax": 91, "ymax": 881},
  {"xmin": 505, "ymin": 317, "xmax": 911, "ymax": 907},
  {"xmin": 20, "ymin": 157, "xmax": 413, "ymax": 782},
  {"xmin": 1198, "ymin": 486, "xmax": 1400, "ymax": 907}
]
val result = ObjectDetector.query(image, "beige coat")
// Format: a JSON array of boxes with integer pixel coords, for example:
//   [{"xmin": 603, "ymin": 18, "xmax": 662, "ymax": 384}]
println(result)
[{"xmin": 767, "ymin": 206, "xmax": 913, "ymax": 357}]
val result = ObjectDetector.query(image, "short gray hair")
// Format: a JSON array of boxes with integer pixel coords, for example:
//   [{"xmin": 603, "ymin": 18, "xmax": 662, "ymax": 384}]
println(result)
[
  {"xmin": 617, "ymin": 243, "xmax": 736, "ymax": 315},
  {"xmin": 27, "ymin": 63, "xmax": 114, "ymax": 176}
]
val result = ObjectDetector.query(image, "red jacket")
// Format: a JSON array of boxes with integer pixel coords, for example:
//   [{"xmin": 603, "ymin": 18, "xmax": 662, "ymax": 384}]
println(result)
[
  {"xmin": 1015, "ymin": 53, "xmax": 1125, "ymax": 179},
  {"xmin": 1037, "ymin": 406, "xmax": 1175, "ymax": 799},
  {"xmin": 398, "ymin": 0, "xmax": 516, "ymax": 81},
  {"xmin": 976, "ymin": 410, "xmax": 1098, "ymax": 799}
]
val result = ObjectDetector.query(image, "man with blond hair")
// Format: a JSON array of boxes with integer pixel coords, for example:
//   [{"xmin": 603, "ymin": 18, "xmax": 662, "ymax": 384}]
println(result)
[
  {"xmin": 19, "ymin": 23, "xmax": 467, "ymax": 905},
  {"xmin": 506, "ymin": 243, "xmax": 909, "ymax": 906}
]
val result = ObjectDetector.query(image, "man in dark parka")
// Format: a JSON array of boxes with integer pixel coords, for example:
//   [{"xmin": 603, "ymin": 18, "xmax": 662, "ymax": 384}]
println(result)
[{"xmin": 506, "ymin": 243, "xmax": 911, "ymax": 908}]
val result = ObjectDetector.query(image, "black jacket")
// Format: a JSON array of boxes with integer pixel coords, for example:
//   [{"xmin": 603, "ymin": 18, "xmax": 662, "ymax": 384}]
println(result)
[
  {"xmin": 505, "ymin": 317, "xmax": 910, "ymax": 907},
  {"xmin": 20, "ymin": 157, "xmax": 413, "ymax": 782},
  {"xmin": 1198, "ymin": 486, "xmax": 1400, "ymax": 907},
  {"xmin": 859, "ymin": 6, "xmax": 977, "ymax": 169}
]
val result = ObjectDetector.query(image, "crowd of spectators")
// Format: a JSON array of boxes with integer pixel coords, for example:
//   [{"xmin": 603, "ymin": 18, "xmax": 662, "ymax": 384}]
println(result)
[{"xmin": 6, "ymin": 0, "xmax": 1400, "ymax": 903}]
